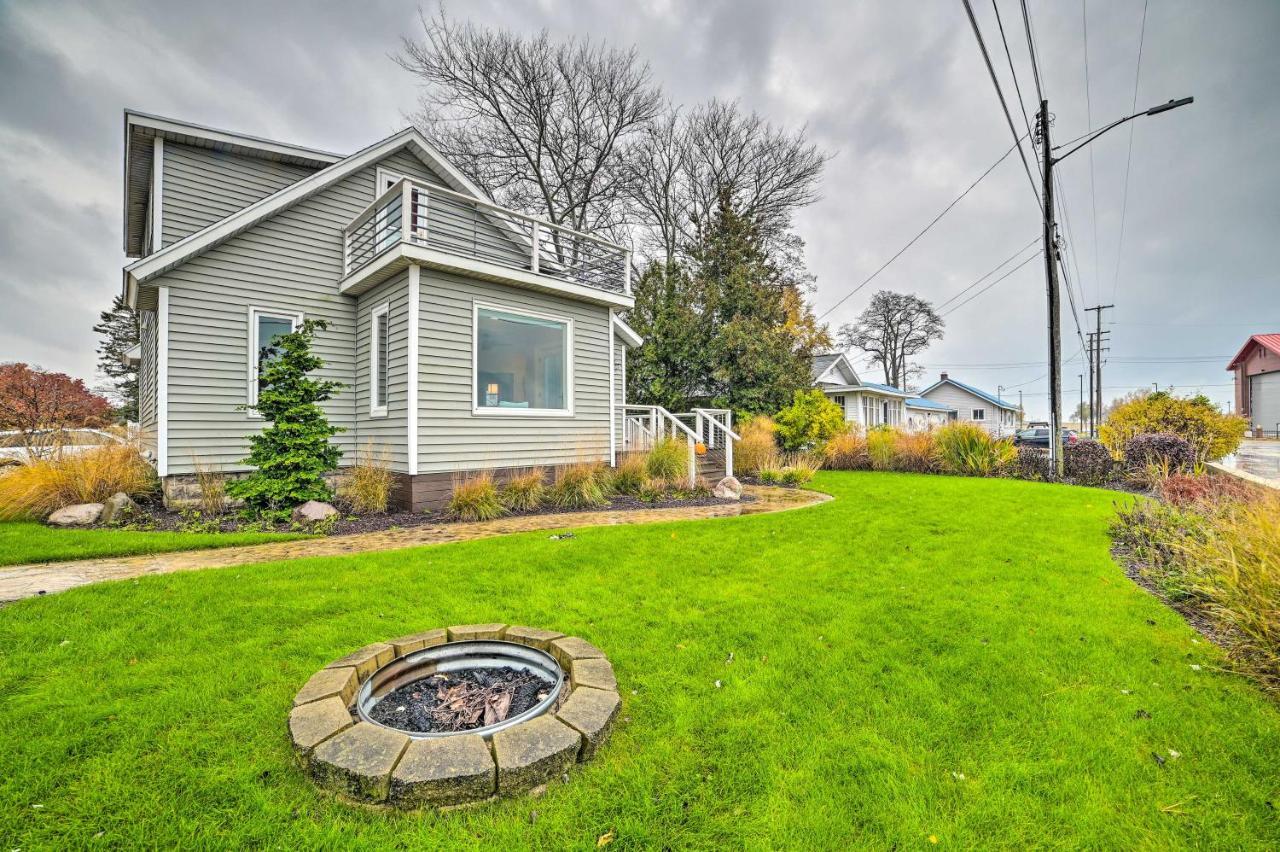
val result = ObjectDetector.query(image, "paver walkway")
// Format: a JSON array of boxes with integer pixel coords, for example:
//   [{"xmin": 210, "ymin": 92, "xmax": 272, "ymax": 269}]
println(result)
[{"xmin": 0, "ymin": 486, "xmax": 826, "ymax": 603}]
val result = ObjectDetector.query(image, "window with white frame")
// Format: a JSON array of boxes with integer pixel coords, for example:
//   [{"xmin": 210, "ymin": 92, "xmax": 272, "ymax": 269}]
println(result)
[
  {"xmin": 370, "ymin": 303, "xmax": 390, "ymax": 416},
  {"xmin": 972, "ymin": 408, "xmax": 986, "ymax": 421},
  {"xmin": 862, "ymin": 396, "xmax": 881, "ymax": 426},
  {"xmin": 375, "ymin": 167, "xmax": 407, "ymax": 196},
  {"xmin": 474, "ymin": 304, "xmax": 571, "ymax": 414},
  {"xmin": 832, "ymin": 395, "xmax": 846, "ymax": 411},
  {"xmin": 885, "ymin": 399, "xmax": 903, "ymax": 427},
  {"xmin": 249, "ymin": 309, "xmax": 300, "ymax": 407}
]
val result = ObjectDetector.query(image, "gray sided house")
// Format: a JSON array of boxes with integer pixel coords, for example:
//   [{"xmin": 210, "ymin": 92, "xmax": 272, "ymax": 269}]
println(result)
[
  {"xmin": 811, "ymin": 353, "xmax": 956, "ymax": 431},
  {"xmin": 121, "ymin": 111, "xmax": 696, "ymax": 510},
  {"xmin": 917, "ymin": 374, "xmax": 1020, "ymax": 436}
]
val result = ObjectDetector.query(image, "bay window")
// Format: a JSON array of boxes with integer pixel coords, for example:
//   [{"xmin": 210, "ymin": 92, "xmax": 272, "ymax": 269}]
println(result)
[{"xmin": 473, "ymin": 304, "xmax": 572, "ymax": 415}]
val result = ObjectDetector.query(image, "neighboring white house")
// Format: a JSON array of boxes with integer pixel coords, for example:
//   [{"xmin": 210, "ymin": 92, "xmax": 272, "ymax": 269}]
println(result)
[
  {"xmin": 811, "ymin": 353, "xmax": 956, "ymax": 431},
  {"xmin": 917, "ymin": 373, "xmax": 1020, "ymax": 436},
  {"xmin": 119, "ymin": 110, "xmax": 728, "ymax": 509}
]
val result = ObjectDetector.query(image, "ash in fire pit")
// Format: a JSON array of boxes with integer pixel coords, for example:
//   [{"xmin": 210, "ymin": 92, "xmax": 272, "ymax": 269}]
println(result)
[{"xmin": 368, "ymin": 666, "xmax": 553, "ymax": 734}]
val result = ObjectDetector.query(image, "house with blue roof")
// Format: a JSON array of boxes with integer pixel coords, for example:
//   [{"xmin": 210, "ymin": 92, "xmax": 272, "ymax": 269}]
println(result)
[
  {"xmin": 811, "ymin": 354, "xmax": 956, "ymax": 431},
  {"xmin": 918, "ymin": 373, "xmax": 1021, "ymax": 436}
]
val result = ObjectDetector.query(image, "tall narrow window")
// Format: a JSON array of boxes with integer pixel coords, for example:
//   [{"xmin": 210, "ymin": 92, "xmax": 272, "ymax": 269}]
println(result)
[
  {"xmin": 474, "ymin": 304, "xmax": 571, "ymax": 414},
  {"xmin": 371, "ymin": 303, "xmax": 390, "ymax": 416},
  {"xmin": 249, "ymin": 309, "xmax": 298, "ymax": 407}
]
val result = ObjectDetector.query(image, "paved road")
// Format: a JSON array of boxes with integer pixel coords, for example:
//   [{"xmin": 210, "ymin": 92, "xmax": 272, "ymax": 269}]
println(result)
[{"xmin": 1218, "ymin": 438, "xmax": 1280, "ymax": 485}]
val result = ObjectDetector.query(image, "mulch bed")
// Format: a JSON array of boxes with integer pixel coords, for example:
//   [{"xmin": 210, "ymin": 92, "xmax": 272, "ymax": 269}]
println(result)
[
  {"xmin": 368, "ymin": 666, "xmax": 553, "ymax": 734},
  {"xmin": 103, "ymin": 492, "xmax": 755, "ymax": 537}
]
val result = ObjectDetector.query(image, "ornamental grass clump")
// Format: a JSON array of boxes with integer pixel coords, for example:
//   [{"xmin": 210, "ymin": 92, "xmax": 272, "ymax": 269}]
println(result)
[
  {"xmin": 0, "ymin": 443, "xmax": 157, "ymax": 521},
  {"xmin": 191, "ymin": 457, "xmax": 229, "ymax": 515},
  {"xmin": 645, "ymin": 438, "xmax": 687, "ymax": 481},
  {"xmin": 934, "ymin": 422, "xmax": 1015, "ymax": 477},
  {"xmin": 736, "ymin": 415, "xmax": 779, "ymax": 474},
  {"xmin": 607, "ymin": 454, "xmax": 648, "ymax": 496},
  {"xmin": 821, "ymin": 431, "xmax": 869, "ymax": 470},
  {"xmin": 499, "ymin": 468, "xmax": 547, "ymax": 513},
  {"xmin": 339, "ymin": 444, "xmax": 393, "ymax": 514},
  {"xmin": 866, "ymin": 427, "xmax": 897, "ymax": 471},
  {"xmin": 550, "ymin": 461, "xmax": 608, "ymax": 509},
  {"xmin": 779, "ymin": 454, "xmax": 818, "ymax": 486},
  {"xmin": 891, "ymin": 430, "xmax": 939, "ymax": 473},
  {"xmin": 447, "ymin": 472, "xmax": 504, "ymax": 521}
]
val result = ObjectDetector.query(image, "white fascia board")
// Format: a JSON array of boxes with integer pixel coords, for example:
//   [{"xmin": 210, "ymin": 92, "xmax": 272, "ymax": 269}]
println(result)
[
  {"xmin": 406, "ymin": 265, "xmax": 420, "ymax": 476},
  {"xmin": 125, "ymin": 109, "xmax": 342, "ymax": 164},
  {"xmin": 612, "ymin": 315, "xmax": 644, "ymax": 348},
  {"xmin": 815, "ymin": 353, "xmax": 860, "ymax": 386}
]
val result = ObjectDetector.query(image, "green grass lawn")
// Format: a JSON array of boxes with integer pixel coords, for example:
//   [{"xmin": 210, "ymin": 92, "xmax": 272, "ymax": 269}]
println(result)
[
  {"xmin": 1, "ymin": 472, "xmax": 1277, "ymax": 848},
  {"xmin": 0, "ymin": 521, "xmax": 312, "ymax": 566}
]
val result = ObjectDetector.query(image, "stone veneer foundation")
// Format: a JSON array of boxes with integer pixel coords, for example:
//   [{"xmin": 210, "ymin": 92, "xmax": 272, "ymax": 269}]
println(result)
[{"xmin": 289, "ymin": 624, "xmax": 621, "ymax": 809}]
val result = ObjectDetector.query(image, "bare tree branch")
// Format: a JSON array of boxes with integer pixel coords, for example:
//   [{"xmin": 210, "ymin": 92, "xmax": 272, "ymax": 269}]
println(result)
[{"xmin": 838, "ymin": 291, "xmax": 945, "ymax": 388}]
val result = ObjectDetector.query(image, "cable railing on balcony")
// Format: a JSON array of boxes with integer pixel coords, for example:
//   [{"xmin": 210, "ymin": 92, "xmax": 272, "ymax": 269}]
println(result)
[{"xmin": 343, "ymin": 179, "xmax": 631, "ymax": 297}]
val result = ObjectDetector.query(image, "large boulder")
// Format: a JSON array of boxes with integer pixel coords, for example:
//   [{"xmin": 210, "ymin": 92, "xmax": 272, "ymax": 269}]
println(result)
[
  {"xmin": 712, "ymin": 476, "xmax": 743, "ymax": 500},
  {"xmin": 100, "ymin": 492, "xmax": 139, "ymax": 524},
  {"xmin": 47, "ymin": 503, "xmax": 104, "ymax": 527},
  {"xmin": 292, "ymin": 500, "xmax": 338, "ymax": 524}
]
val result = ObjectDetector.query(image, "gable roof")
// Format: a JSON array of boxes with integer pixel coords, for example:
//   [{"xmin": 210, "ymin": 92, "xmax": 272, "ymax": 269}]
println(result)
[
  {"xmin": 1226, "ymin": 334, "xmax": 1280, "ymax": 369},
  {"xmin": 920, "ymin": 376, "xmax": 1019, "ymax": 410},
  {"xmin": 124, "ymin": 124, "xmax": 493, "ymax": 304},
  {"xmin": 905, "ymin": 397, "xmax": 955, "ymax": 411},
  {"xmin": 811, "ymin": 352, "xmax": 860, "ymax": 386}
]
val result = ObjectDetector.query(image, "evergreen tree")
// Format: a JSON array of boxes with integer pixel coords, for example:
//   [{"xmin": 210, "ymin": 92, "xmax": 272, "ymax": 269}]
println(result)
[
  {"xmin": 92, "ymin": 295, "xmax": 139, "ymax": 422},
  {"xmin": 227, "ymin": 319, "xmax": 344, "ymax": 512},
  {"xmin": 625, "ymin": 261, "xmax": 710, "ymax": 411}
]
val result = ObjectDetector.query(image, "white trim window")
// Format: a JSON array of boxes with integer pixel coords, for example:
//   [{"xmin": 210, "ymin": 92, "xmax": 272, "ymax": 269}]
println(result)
[
  {"xmin": 375, "ymin": 167, "xmax": 408, "ymax": 196},
  {"xmin": 862, "ymin": 396, "xmax": 882, "ymax": 427},
  {"xmin": 248, "ymin": 308, "xmax": 301, "ymax": 409},
  {"xmin": 472, "ymin": 302, "xmax": 573, "ymax": 416},
  {"xmin": 972, "ymin": 408, "xmax": 986, "ymax": 421},
  {"xmin": 370, "ymin": 302, "xmax": 391, "ymax": 417}
]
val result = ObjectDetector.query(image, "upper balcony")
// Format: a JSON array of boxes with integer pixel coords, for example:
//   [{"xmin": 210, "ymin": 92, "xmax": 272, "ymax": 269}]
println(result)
[{"xmin": 340, "ymin": 178, "xmax": 633, "ymax": 307}]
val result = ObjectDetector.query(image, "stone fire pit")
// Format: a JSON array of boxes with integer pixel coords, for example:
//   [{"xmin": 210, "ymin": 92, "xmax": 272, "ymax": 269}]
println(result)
[{"xmin": 288, "ymin": 624, "xmax": 620, "ymax": 808}]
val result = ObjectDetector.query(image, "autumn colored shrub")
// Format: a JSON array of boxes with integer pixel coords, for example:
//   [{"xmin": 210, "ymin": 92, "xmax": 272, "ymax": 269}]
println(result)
[
  {"xmin": 1102, "ymin": 391, "xmax": 1246, "ymax": 463},
  {"xmin": 1013, "ymin": 445, "xmax": 1052, "ymax": 481},
  {"xmin": 891, "ymin": 430, "xmax": 939, "ymax": 474},
  {"xmin": 820, "ymin": 431, "xmax": 869, "ymax": 471},
  {"xmin": 1123, "ymin": 433, "xmax": 1194, "ymax": 484},
  {"xmin": 0, "ymin": 443, "xmax": 157, "ymax": 520},
  {"xmin": 1063, "ymin": 439, "xmax": 1114, "ymax": 486},
  {"xmin": 774, "ymin": 389, "xmax": 846, "ymax": 451}
]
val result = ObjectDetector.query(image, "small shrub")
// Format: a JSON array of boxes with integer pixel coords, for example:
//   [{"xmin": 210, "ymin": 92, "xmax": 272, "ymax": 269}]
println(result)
[
  {"xmin": 1063, "ymin": 439, "xmax": 1113, "ymax": 486},
  {"xmin": 606, "ymin": 455, "xmax": 649, "ymax": 496},
  {"xmin": 934, "ymin": 422, "xmax": 1015, "ymax": 477},
  {"xmin": 779, "ymin": 454, "xmax": 818, "ymax": 486},
  {"xmin": 500, "ymin": 468, "xmax": 547, "ymax": 512},
  {"xmin": 866, "ymin": 427, "xmax": 896, "ymax": 471},
  {"xmin": 757, "ymin": 466, "xmax": 782, "ymax": 485},
  {"xmin": 1123, "ymin": 433, "xmax": 1194, "ymax": 483},
  {"xmin": 1013, "ymin": 445, "xmax": 1052, "ymax": 481},
  {"xmin": 191, "ymin": 457, "xmax": 228, "ymax": 515},
  {"xmin": 821, "ymin": 431, "xmax": 869, "ymax": 470},
  {"xmin": 774, "ymin": 389, "xmax": 847, "ymax": 451},
  {"xmin": 637, "ymin": 477, "xmax": 671, "ymax": 503},
  {"xmin": 646, "ymin": 438, "xmax": 687, "ymax": 481},
  {"xmin": 736, "ymin": 416, "xmax": 779, "ymax": 474},
  {"xmin": 0, "ymin": 443, "xmax": 157, "ymax": 521},
  {"xmin": 1101, "ymin": 391, "xmax": 1247, "ymax": 464},
  {"xmin": 892, "ymin": 430, "xmax": 939, "ymax": 474},
  {"xmin": 1157, "ymin": 472, "xmax": 1260, "ymax": 509},
  {"xmin": 551, "ymin": 461, "xmax": 608, "ymax": 509},
  {"xmin": 340, "ymin": 444, "xmax": 393, "ymax": 514},
  {"xmin": 447, "ymin": 472, "xmax": 504, "ymax": 521}
]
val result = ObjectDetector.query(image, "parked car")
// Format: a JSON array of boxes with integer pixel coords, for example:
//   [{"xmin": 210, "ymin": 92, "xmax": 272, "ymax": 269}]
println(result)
[{"xmin": 1013, "ymin": 427, "xmax": 1078, "ymax": 448}]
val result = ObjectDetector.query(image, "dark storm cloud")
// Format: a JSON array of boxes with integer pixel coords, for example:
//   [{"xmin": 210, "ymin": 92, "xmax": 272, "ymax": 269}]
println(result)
[{"xmin": 1, "ymin": 0, "xmax": 1276, "ymax": 415}]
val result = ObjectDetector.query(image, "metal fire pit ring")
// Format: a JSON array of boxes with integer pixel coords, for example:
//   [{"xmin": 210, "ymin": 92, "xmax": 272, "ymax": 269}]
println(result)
[
  {"xmin": 355, "ymin": 640, "xmax": 566, "ymax": 739},
  {"xmin": 288, "ymin": 625, "xmax": 621, "ymax": 809}
]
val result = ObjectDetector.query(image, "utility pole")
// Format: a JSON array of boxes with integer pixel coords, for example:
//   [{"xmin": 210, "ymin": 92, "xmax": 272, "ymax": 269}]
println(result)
[
  {"xmin": 1037, "ymin": 100, "xmax": 1063, "ymax": 476},
  {"xmin": 1085, "ymin": 332, "xmax": 1095, "ymax": 435},
  {"xmin": 1078, "ymin": 374, "xmax": 1084, "ymax": 431},
  {"xmin": 1085, "ymin": 305, "xmax": 1113, "ymax": 438},
  {"xmin": 1018, "ymin": 390, "xmax": 1023, "ymax": 427}
]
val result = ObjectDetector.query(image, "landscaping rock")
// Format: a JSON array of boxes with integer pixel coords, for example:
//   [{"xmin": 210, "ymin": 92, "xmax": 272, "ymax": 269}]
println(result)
[
  {"xmin": 390, "ymin": 734, "xmax": 496, "ymax": 808},
  {"xmin": 555, "ymin": 687, "xmax": 621, "ymax": 761},
  {"xmin": 47, "ymin": 503, "xmax": 104, "ymax": 526},
  {"xmin": 503, "ymin": 625, "xmax": 565, "ymax": 651},
  {"xmin": 571, "ymin": 657, "xmax": 618, "ymax": 691},
  {"xmin": 387, "ymin": 628, "xmax": 447, "ymax": 657},
  {"xmin": 293, "ymin": 666, "xmax": 358, "ymax": 707},
  {"xmin": 325, "ymin": 643, "xmax": 394, "ymax": 681},
  {"xmin": 491, "ymin": 715, "xmax": 580, "ymax": 795},
  {"xmin": 310, "ymin": 723, "xmax": 410, "ymax": 802},
  {"xmin": 713, "ymin": 476, "xmax": 743, "ymax": 500},
  {"xmin": 289, "ymin": 696, "xmax": 354, "ymax": 757},
  {"xmin": 447, "ymin": 623, "xmax": 507, "ymax": 642},
  {"xmin": 549, "ymin": 636, "xmax": 605, "ymax": 669},
  {"xmin": 292, "ymin": 500, "xmax": 338, "ymax": 524},
  {"xmin": 100, "ymin": 492, "xmax": 138, "ymax": 524}
]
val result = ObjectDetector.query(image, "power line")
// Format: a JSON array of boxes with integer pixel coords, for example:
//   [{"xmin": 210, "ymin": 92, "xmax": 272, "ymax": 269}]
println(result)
[
  {"xmin": 1111, "ymin": 0, "xmax": 1149, "ymax": 303},
  {"xmin": 992, "ymin": 0, "xmax": 1037, "ymax": 147},
  {"xmin": 1019, "ymin": 0, "xmax": 1045, "ymax": 101},
  {"xmin": 961, "ymin": 0, "xmax": 1043, "ymax": 209},
  {"xmin": 815, "ymin": 135, "xmax": 1029, "ymax": 321},
  {"xmin": 1081, "ymin": 0, "xmax": 1101, "ymax": 304},
  {"xmin": 936, "ymin": 236, "xmax": 1041, "ymax": 310},
  {"xmin": 939, "ymin": 250, "xmax": 1043, "ymax": 318}
]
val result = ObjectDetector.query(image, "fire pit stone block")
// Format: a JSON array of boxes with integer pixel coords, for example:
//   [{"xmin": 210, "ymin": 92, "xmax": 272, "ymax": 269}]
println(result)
[
  {"xmin": 492, "ymin": 715, "xmax": 581, "ymax": 795},
  {"xmin": 310, "ymin": 723, "xmax": 410, "ymax": 803},
  {"xmin": 555, "ymin": 686, "xmax": 621, "ymax": 761},
  {"xmin": 390, "ymin": 734, "xmax": 496, "ymax": 808},
  {"xmin": 325, "ymin": 642, "xmax": 395, "ymax": 682},
  {"xmin": 387, "ymin": 628, "xmax": 448, "ymax": 657},
  {"xmin": 549, "ymin": 636, "xmax": 605, "ymax": 669},
  {"xmin": 447, "ymin": 623, "xmax": 508, "ymax": 641},
  {"xmin": 289, "ymin": 696, "xmax": 354, "ymax": 758},
  {"xmin": 571, "ymin": 657, "xmax": 618, "ymax": 691},
  {"xmin": 293, "ymin": 666, "xmax": 358, "ymax": 707},
  {"xmin": 502, "ymin": 625, "xmax": 566, "ymax": 651}
]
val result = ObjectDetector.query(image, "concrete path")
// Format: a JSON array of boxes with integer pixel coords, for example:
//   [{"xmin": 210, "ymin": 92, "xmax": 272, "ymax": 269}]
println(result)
[
  {"xmin": 0, "ymin": 486, "xmax": 826, "ymax": 604},
  {"xmin": 1216, "ymin": 438, "xmax": 1280, "ymax": 487}
]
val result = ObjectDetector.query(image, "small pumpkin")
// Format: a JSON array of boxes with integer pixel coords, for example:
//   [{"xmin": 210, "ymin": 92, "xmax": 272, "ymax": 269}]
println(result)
[{"xmin": 694, "ymin": 442, "xmax": 708, "ymax": 456}]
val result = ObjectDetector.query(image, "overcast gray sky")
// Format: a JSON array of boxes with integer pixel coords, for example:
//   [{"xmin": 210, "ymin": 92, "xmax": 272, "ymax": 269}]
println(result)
[{"xmin": 2, "ymin": 0, "xmax": 1276, "ymax": 418}]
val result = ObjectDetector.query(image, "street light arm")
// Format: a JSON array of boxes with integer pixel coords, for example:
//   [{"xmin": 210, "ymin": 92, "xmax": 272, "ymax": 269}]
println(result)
[{"xmin": 1052, "ymin": 97, "xmax": 1194, "ymax": 164}]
